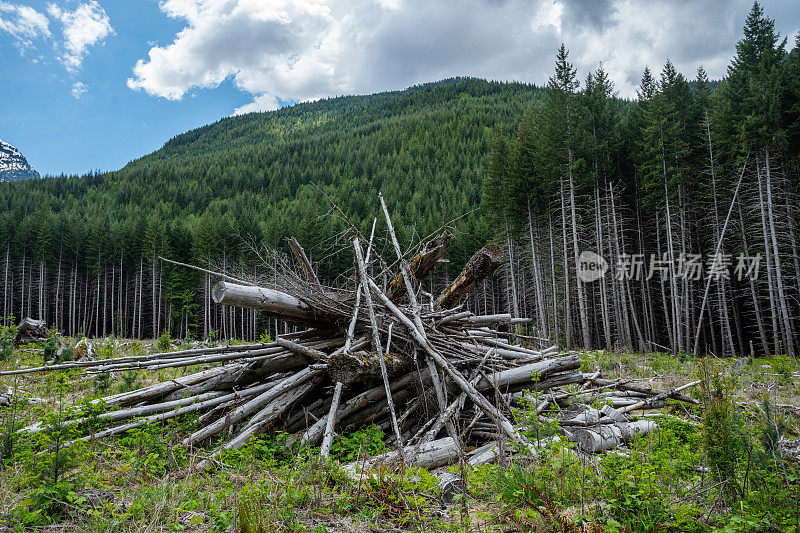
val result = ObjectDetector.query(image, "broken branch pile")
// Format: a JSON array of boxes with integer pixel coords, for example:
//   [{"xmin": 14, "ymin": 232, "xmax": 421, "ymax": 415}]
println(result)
[{"xmin": 6, "ymin": 194, "xmax": 700, "ymax": 472}]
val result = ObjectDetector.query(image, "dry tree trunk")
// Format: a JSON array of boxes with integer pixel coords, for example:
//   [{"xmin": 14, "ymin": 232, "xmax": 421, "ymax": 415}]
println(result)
[
  {"xmin": 388, "ymin": 232, "xmax": 452, "ymax": 302},
  {"xmin": 435, "ymin": 243, "xmax": 503, "ymax": 310},
  {"xmin": 211, "ymin": 281, "xmax": 330, "ymax": 326},
  {"xmin": 344, "ymin": 437, "xmax": 461, "ymax": 475}
]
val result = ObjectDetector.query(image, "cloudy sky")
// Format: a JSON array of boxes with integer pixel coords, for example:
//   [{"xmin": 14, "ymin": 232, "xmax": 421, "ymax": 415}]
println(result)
[{"xmin": 1, "ymin": 0, "xmax": 798, "ymax": 176}]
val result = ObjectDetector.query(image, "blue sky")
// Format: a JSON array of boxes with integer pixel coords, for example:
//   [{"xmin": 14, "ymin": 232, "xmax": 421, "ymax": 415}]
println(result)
[
  {"xmin": 1, "ymin": 0, "xmax": 798, "ymax": 177},
  {"xmin": 2, "ymin": 1, "xmax": 257, "ymax": 175}
]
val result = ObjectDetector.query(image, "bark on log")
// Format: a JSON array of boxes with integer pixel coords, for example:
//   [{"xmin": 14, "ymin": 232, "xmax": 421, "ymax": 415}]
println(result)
[
  {"xmin": 211, "ymin": 281, "xmax": 330, "ymax": 325},
  {"xmin": 388, "ymin": 232, "xmax": 452, "ymax": 302},
  {"xmin": 327, "ymin": 350, "xmax": 412, "ymax": 384},
  {"xmin": 435, "ymin": 243, "xmax": 504, "ymax": 310}
]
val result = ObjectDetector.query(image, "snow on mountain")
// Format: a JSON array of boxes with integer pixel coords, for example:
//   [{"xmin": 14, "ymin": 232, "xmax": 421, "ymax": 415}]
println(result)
[{"xmin": 0, "ymin": 139, "xmax": 39, "ymax": 181}]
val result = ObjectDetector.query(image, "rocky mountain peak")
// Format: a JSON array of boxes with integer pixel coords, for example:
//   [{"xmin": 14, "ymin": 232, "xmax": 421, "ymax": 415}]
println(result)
[{"xmin": 0, "ymin": 139, "xmax": 39, "ymax": 181}]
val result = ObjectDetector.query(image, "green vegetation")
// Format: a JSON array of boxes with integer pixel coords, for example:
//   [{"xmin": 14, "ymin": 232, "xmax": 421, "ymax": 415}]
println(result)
[
  {"xmin": 157, "ymin": 330, "xmax": 172, "ymax": 352},
  {"xmin": 0, "ymin": 320, "xmax": 15, "ymax": 361},
  {"xmin": 0, "ymin": 338, "xmax": 797, "ymax": 531}
]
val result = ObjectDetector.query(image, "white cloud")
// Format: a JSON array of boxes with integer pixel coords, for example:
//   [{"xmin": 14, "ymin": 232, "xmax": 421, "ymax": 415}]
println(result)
[
  {"xmin": 71, "ymin": 80, "xmax": 87, "ymax": 98},
  {"xmin": 233, "ymin": 93, "xmax": 280, "ymax": 115},
  {"xmin": 48, "ymin": 0, "xmax": 114, "ymax": 72},
  {"xmin": 128, "ymin": 0, "xmax": 337, "ymax": 100},
  {"xmin": 127, "ymin": 0, "xmax": 800, "ymax": 109},
  {"xmin": 0, "ymin": 1, "xmax": 50, "ymax": 50},
  {"xmin": 558, "ymin": 0, "xmax": 746, "ymax": 97}
]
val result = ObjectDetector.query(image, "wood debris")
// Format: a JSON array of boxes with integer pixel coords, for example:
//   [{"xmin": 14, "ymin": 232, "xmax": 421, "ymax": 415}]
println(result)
[{"xmin": 5, "ymin": 197, "xmax": 700, "ymax": 471}]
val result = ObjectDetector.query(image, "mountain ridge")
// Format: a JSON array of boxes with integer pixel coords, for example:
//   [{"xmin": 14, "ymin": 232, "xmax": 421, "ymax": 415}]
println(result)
[
  {"xmin": 0, "ymin": 139, "xmax": 39, "ymax": 182},
  {"xmin": 0, "ymin": 77, "xmax": 544, "ymax": 273}
]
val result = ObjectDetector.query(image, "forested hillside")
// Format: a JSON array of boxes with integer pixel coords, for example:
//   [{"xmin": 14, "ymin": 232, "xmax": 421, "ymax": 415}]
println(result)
[
  {"xmin": 0, "ymin": 3, "xmax": 797, "ymax": 357},
  {"xmin": 0, "ymin": 78, "xmax": 544, "ymax": 340}
]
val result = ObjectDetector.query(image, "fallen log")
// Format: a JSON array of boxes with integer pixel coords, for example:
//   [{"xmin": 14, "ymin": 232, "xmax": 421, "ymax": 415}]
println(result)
[
  {"xmin": 474, "ymin": 356, "xmax": 582, "ymax": 391},
  {"xmin": 195, "ymin": 379, "xmax": 319, "ymax": 470},
  {"xmin": 567, "ymin": 420, "xmax": 657, "ymax": 453},
  {"xmin": 183, "ymin": 365, "xmax": 327, "ymax": 446},
  {"xmin": 211, "ymin": 281, "xmax": 330, "ymax": 325},
  {"xmin": 588, "ymin": 376, "xmax": 699, "ymax": 405},
  {"xmin": 344, "ymin": 437, "xmax": 461, "ymax": 475},
  {"xmin": 276, "ymin": 337, "xmax": 329, "ymax": 363},
  {"xmin": 618, "ymin": 380, "xmax": 701, "ymax": 413},
  {"xmin": 320, "ymin": 382, "xmax": 344, "ymax": 458},
  {"xmin": 61, "ymin": 382, "xmax": 278, "ymax": 449}
]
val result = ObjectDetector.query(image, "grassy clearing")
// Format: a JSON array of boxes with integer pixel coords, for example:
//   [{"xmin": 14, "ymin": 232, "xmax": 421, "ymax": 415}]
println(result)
[{"xmin": 0, "ymin": 329, "xmax": 798, "ymax": 532}]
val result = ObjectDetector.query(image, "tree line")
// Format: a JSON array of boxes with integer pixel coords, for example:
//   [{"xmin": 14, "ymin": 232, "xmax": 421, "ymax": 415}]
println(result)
[{"xmin": 483, "ymin": 2, "xmax": 799, "ymax": 356}]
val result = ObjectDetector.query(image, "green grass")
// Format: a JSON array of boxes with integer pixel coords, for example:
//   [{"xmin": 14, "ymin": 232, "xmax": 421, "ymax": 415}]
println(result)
[{"xmin": 0, "ymin": 338, "xmax": 798, "ymax": 531}]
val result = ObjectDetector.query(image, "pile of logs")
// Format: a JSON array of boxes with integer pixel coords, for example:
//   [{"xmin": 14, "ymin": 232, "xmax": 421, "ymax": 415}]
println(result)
[{"xmin": 5, "ymin": 194, "xmax": 700, "ymax": 472}]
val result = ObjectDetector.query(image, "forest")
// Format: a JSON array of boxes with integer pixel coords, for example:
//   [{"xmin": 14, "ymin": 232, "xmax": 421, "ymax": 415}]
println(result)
[{"xmin": 0, "ymin": 2, "xmax": 798, "ymax": 357}]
